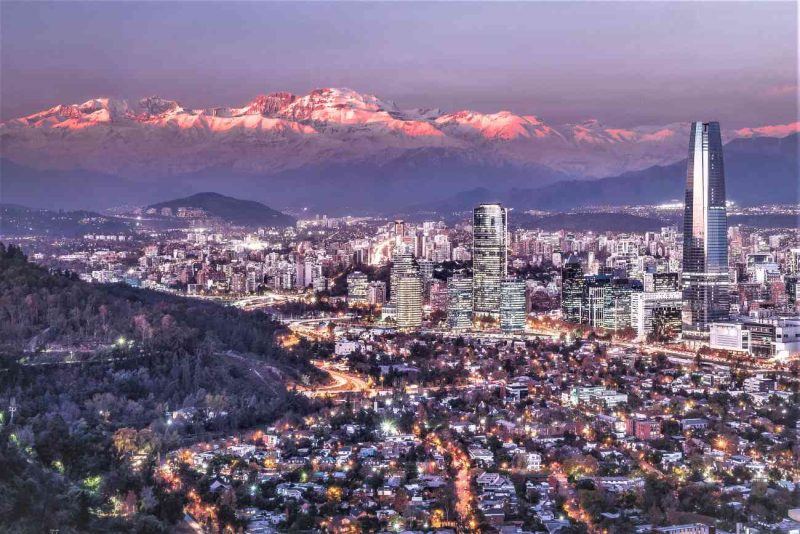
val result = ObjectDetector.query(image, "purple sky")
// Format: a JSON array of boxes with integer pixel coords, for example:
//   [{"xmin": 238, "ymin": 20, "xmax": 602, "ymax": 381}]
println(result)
[{"xmin": 1, "ymin": 1, "xmax": 797, "ymax": 127}]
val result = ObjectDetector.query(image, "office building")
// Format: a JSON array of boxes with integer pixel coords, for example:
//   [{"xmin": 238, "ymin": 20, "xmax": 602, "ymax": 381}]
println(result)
[
  {"xmin": 561, "ymin": 256, "xmax": 584, "ymax": 323},
  {"xmin": 500, "ymin": 277, "xmax": 527, "ymax": 332},
  {"xmin": 644, "ymin": 272, "xmax": 680, "ymax": 293},
  {"xmin": 682, "ymin": 121, "xmax": 730, "ymax": 332},
  {"xmin": 367, "ymin": 281, "xmax": 387, "ymax": 306},
  {"xmin": 631, "ymin": 291, "xmax": 683, "ymax": 340},
  {"xmin": 347, "ymin": 271, "xmax": 369, "ymax": 307},
  {"xmin": 447, "ymin": 274, "xmax": 473, "ymax": 330},
  {"xmin": 473, "ymin": 204, "xmax": 507, "ymax": 319},
  {"xmin": 390, "ymin": 246, "xmax": 415, "ymax": 302},
  {"xmin": 428, "ymin": 279, "xmax": 449, "ymax": 312}
]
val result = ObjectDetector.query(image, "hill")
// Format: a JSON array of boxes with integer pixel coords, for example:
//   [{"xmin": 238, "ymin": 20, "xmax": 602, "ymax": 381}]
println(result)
[
  {"xmin": 0, "ymin": 203, "xmax": 131, "ymax": 237},
  {"xmin": 148, "ymin": 192, "xmax": 295, "ymax": 227},
  {"xmin": 0, "ymin": 244, "xmax": 319, "ymax": 532}
]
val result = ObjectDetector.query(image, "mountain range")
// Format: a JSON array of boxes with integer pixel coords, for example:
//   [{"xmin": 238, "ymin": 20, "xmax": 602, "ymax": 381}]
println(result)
[{"xmin": 1, "ymin": 87, "xmax": 797, "ymax": 212}]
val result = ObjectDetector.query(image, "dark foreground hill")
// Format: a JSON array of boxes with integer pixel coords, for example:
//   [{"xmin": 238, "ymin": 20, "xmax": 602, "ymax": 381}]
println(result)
[
  {"xmin": 148, "ymin": 192, "xmax": 296, "ymax": 227},
  {"xmin": 0, "ymin": 244, "xmax": 317, "ymax": 533}
]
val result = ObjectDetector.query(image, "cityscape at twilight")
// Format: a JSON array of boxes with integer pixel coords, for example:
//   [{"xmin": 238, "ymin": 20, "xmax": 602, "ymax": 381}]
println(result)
[{"xmin": 0, "ymin": 2, "xmax": 798, "ymax": 534}]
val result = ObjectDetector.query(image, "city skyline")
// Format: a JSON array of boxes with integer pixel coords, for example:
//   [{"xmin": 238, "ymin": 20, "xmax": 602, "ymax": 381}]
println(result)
[{"xmin": 1, "ymin": 3, "xmax": 799, "ymax": 533}]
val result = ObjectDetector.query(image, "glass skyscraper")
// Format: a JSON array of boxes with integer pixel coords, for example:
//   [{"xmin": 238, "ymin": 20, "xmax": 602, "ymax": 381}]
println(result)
[
  {"xmin": 472, "ymin": 203, "xmax": 507, "ymax": 319},
  {"xmin": 500, "ymin": 277, "xmax": 527, "ymax": 332},
  {"xmin": 561, "ymin": 255, "xmax": 584, "ymax": 323},
  {"xmin": 447, "ymin": 274, "xmax": 473, "ymax": 330},
  {"xmin": 682, "ymin": 121, "xmax": 730, "ymax": 332}
]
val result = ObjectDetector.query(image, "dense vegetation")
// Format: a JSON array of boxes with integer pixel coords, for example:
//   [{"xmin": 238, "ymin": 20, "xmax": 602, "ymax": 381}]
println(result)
[{"xmin": 0, "ymin": 243, "xmax": 316, "ymax": 533}]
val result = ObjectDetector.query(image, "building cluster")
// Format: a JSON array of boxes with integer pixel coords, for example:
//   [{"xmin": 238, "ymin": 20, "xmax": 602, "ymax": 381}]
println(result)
[
  {"xmin": 160, "ymin": 324, "xmax": 800, "ymax": 534},
  {"xmin": 559, "ymin": 122, "xmax": 800, "ymax": 358},
  {"xmin": 348, "ymin": 205, "xmax": 527, "ymax": 332}
]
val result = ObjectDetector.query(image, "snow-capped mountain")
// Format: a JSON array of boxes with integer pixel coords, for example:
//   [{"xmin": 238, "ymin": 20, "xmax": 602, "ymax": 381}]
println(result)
[{"xmin": 1, "ymin": 87, "xmax": 797, "ymax": 182}]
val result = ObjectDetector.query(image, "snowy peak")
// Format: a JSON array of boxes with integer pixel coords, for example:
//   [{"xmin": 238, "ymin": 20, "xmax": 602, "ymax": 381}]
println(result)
[
  {"xmin": 8, "ymin": 98, "xmax": 132, "ymax": 127},
  {"xmin": 136, "ymin": 97, "xmax": 182, "ymax": 117},
  {"xmin": 565, "ymin": 120, "xmax": 687, "ymax": 145},
  {"xmin": 238, "ymin": 92, "xmax": 298, "ymax": 116},
  {"xmin": 1, "ymin": 87, "xmax": 797, "ymax": 180},
  {"xmin": 277, "ymin": 87, "xmax": 398, "ymax": 124},
  {"xmin": 436, "ymin": 110, "xmax": 562, "ymax": 141}
]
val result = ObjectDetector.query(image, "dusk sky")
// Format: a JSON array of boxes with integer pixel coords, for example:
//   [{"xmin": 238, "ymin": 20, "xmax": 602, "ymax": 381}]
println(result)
[{"xmin": 1, "ymin": 1, "xmax": 797, "ymax": 128}]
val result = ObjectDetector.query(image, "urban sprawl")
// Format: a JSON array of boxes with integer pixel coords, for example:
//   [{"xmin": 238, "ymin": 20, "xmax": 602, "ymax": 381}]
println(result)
[{"xmin": 4, "ymin": 122, "xmax": 799, "ymax": 534}]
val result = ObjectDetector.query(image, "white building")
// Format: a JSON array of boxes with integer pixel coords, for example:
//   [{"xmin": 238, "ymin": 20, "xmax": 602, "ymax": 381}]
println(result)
[
  {"xmin": 395, "ymin": 272, "xmax": 423, "ymax": 329},
  {"xmin": 630, "ymin": 291, "xmax": 682, "ymax": 339}
]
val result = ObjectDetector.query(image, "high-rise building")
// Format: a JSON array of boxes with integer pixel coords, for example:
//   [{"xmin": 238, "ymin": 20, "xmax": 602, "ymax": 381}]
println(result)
[
  {"xmin": 644, "ymin": 272, "xmax": 680, "ymax": 293},
  {"xmin": 631, "ymin": 291, "xmax": 683, "ymax": 340},
  {"xmin": 473, "ymin": 204, "xmax": 507, "ymax": 319},
  {"xmin": 428, "ymin": 279, "xmax": 449, "ymax": 312},
  {"xmin": 561, "ymin": 256, "xmax": 584, "ymax": 323},
  {"xmin": 447, "ymin": 274, "xmax": 473, "ymax": 330},
  {"xmin": 418, "ymin": 259, "xmax": 434, "ymax": 284},
  {"xmin": 367, "ymin": 281, "xmax": 387, "ymax": 306},
  {"xmin": 347, "ymin": 271, "xmax": 369, "ymax": 307},
  {"xmin": 682, "ymin": 121, "xmax": 730, "ymax": 332},
  {"xmin": 600, "ymin": 279, "xmax": 639, "ymax": 331},
  {"xmin": 395, "ymin": 272, "xmax": 423, "ymax": 329},
  {"xmin": 390, "ymin": 246, "xmax": 415, "ymax": 302},
  {"xmin": 500, "ymin": 278, "xmax": 527, "ymax": 332}
]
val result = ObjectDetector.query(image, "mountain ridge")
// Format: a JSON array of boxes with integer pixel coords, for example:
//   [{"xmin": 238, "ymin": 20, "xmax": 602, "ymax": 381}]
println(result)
[
  {"xmin": 2, "ymin": 87, "xmax": 797, "ymax": 180},
  {"xmin": 402, "ymin": 133, "xmax": 799, "ymax": 213}
]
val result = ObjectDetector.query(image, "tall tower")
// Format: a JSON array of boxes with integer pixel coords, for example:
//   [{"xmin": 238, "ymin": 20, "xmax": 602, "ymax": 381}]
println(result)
[
  {"xmin": 561, "ymin": 256, "xmax": 584, "ymax": 323},
  {"xmin": 682, "ymin": 121, "xmax": 730, "ymax": 332},
  {"xmin": 389, "ymin": 245, "xmax": 414, "ymax": 302},
  {"xmin": 472, "ymin": 204, "xmax": 507, "ymax": 319},
  {"xmin": 396, "ymin": 272, "xmax": 423, "ymax": 330},
  {"xmin": 500, "ymin": 277, "xmax": 527, "ymax": 332}
]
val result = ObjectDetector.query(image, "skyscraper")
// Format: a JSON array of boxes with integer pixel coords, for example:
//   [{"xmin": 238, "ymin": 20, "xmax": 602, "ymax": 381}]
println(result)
[
  {"xmin": 389, "ymin": 246, "xmax": 415, "ymax": 302},
  {"xmin": 473, "ymin": 204, "xmax": 507, "ymax": 319},
  {"xmin": 561, "ymin": 256, "xmax": 584, "ymax": 323},
  {"xmin": 447, "ymin": 274, "xmax": 473, "ymax": 330},
  {"xmin": 500, "ymin": 277, "xmax": 527, "ymax": 332},
  {"xmin": 682, "ymin": 122, "xmax": 730, "ymax": 332},
  {"xmin": 396, "ymin": 272, "xmax": 423, "ymax": 329}
]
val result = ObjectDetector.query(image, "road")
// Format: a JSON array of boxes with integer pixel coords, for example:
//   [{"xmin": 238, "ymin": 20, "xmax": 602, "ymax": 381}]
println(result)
[{"xmin": 298, "ymin": 360, "xmax": 371, "ymax": 397}]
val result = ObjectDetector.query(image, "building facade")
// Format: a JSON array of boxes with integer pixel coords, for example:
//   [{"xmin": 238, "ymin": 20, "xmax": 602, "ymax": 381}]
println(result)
[
  {"xmin": 395, "ymin": 272, "xmax": 423, "ymax": 329},
  {"xmin": 682, "ymin": 121, "xmax": 730, "ymax": 332},
  {"xmin": 500, "ymin": 277, "xmax": 527, "ymax": 332},
  {"xmin": 473, "ymin": 204, "xmax": 507, "ymax": 319},
  {"xmin": 561, "ymin": 256, "xmax": 584, "ymax": 323},
  {"xmin": 347, "ymin": 271, "xmax": 369, "ymax": 307},
  {"xmin": 447, "ymin": 274, "xmax": 473, "ymax": 330}
]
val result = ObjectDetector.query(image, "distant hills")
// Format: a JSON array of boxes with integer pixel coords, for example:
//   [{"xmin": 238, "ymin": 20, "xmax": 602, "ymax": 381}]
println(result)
[
  {"xmin": 1, "ymin": 88, "xmax": 797, "ymax": 213},
  {"xmin": 404, "ymin": 133, "xmax": 799, "ymax": 214},
  {"xmin": 509, "ymin": 133, "xmax": 798, "ymax": 210},
  {"xmin": 0, "ymin": 193, "xmax": 295, "ymax": 236},
  {"xmin": 0, "ymin": 203, "xmax": 130, "ymax": 237},
  {"xmin": 148, "ymin": 192, "xmax": 295, "ymax": 227},
  {"xmin": 1, "ymin": 132, "xmax": 796, "ymax": 215}
]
